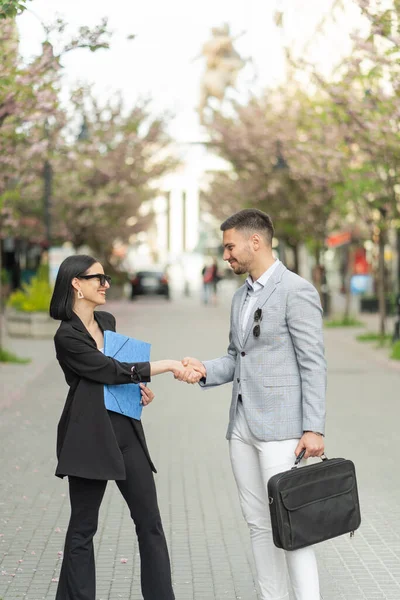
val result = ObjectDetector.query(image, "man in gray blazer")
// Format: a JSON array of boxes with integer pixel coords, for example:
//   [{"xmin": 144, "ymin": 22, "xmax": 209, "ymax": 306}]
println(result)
[{"xmin": 180, "ymin": 209, "xmax": 326, "ymax": 600}]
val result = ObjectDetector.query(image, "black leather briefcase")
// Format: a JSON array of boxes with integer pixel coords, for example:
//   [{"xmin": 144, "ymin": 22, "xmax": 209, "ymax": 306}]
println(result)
[{"xmin": 267, "ymin": 451, "xmax": 361, "ymax": 551}]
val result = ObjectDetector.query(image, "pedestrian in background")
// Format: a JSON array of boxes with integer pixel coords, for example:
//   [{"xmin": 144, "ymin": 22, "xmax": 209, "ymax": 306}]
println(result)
[
  {"xmin": 178, "ymin": 209, "xmax": 326, "ymax": 600},
  {"xmin": 49, "ymin": 254, "xmax": 201, "ymax": 600},
  {"xmin": 201, "ymin": 257, "xmax": 220, "ymax": 305}
]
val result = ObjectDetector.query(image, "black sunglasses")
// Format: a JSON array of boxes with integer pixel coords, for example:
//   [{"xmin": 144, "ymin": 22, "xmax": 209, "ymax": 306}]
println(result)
[
  {"xmin": 253, "ymin": 308, "xmax": 263, "ymax": 338},
  {"xmin": 77, "ymin": 273, "xmax": 112, "ymax": 286}
]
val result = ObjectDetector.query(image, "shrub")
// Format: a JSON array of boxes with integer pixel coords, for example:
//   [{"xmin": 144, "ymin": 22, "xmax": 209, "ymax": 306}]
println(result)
[
  {"xmin": 0, "ymin": 348, "xmax": 30, "ymax": 364},
  {"xmin": 1, "ymin": 268, "xmax": 10, "ymax": 285},
  {"xmin": 7, "ymin": 272, "xmax": 52, "ymax": 313},
  {"xmin": 390, "ymin": 341, "xmax": 400, "ymax": 361}
]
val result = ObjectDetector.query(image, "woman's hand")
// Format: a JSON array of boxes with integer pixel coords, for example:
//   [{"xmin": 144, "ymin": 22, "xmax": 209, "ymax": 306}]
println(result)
[
  {"xmin": 148, "ymin": 360, "xmax": 203, "ymax": 383},
  {"xmin": 181, "ymin": 357, "xmax": 206, "ymax": 378},
  {"xmin": 172, "ymin": 362, "xmax": 203, "ymax": 384},
  {"xmin": 140, "ymin": 383, "xmax": 155, "ymax": 406}
]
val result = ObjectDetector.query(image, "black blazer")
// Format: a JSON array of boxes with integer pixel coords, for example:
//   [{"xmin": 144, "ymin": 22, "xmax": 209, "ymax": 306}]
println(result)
[{"xmin": 54, "ymin": 310, "xmax": 155, "ymax": 480}]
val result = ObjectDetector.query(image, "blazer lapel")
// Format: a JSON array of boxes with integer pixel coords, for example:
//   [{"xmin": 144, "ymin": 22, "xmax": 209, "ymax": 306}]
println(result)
[
  {"xmin": 69, "ymin": 312, "xmax": 89, "ymax": 335},
  {"xmin": 232, "ymin": 284, "xmax": 248, "ymax": 348},
  {"xmin": 68, "ymin": 311, "xmax": 114, "ymax": 343},
  {"xmin": 242, "ymin": 262, "xmax": 287, "ymax": 346},
  {"xmin": 94, "ymin": 311, "xmax": 115, "ymax": 333}
]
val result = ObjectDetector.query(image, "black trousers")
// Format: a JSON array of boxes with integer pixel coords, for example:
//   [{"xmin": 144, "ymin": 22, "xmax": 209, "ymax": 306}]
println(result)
[{"xmin": 55, "ymin": 412, "xmax": 175, "ymax": 600}]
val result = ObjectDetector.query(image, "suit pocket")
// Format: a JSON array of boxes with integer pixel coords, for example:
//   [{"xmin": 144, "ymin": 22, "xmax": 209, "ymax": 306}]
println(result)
[{"xmin": 263, "ymin": 375, "xmax": 300, "ymax": 387}]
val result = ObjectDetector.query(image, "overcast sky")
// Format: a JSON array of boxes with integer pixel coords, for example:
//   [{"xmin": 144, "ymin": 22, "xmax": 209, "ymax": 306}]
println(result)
[{"xmin": 17, "ymin": 0, "xmax": 361, "ymax": 141}]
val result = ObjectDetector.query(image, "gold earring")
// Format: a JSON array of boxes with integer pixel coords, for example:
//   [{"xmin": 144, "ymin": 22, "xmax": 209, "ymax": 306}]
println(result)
[{"xmin": 77, "ymin": 290, "xmax": 84, "ymax": 299}]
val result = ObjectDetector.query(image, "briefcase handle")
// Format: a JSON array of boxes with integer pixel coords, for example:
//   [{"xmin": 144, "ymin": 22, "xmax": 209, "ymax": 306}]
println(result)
[{"xmin": 292, "ymin": 449, "xmax": 328, "ymax": 469}]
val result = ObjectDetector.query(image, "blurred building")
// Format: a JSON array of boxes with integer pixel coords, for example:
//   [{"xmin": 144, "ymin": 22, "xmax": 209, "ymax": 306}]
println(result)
[{"xmin": 125, "ymin": 140, "xmax": 227, "ymax": 295}]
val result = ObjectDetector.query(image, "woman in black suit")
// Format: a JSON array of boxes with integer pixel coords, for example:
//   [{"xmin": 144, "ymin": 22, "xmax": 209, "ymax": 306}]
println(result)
[{"xmin": 50, "ymin": 254, "xmax": 200, "ymax": 600}]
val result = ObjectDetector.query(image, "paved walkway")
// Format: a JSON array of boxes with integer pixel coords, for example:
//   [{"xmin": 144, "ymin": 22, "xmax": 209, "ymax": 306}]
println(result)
[{"xmin": 1, "ymin": 294, "xmax": 400, "ymax": 600}]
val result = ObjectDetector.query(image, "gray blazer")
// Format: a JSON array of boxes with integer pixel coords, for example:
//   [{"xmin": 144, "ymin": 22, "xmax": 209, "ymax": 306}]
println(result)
[{"xmin": 201, "ymin": 262, "xmax": 326, "ymax": 441}]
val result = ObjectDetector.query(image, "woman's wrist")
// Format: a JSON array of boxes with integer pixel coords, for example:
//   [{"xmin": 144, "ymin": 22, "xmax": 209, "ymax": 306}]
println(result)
[
  {"xmin": 150, "ymin": 359, "xmax": 180, "ymax": 376},
  {"xmin": 168, "ymin": 360, "xmax": 180, "ymax": 373}
]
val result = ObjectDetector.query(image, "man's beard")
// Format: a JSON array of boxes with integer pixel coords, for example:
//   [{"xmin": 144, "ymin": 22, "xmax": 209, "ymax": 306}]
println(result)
[{"xmin": 231, "ymin": 261, "xmax": 249, "ymax": 275}]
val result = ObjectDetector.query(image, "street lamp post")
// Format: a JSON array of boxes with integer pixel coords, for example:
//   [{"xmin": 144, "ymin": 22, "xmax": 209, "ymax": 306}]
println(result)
[
  {"xmin": 42, "ymin": 115, "xmax": 88, "ymax": 252},
  {"xmin": 42, "ymin": 118, "xmax": 53, "ymax": 250},
  {"xmin": 272, "ymin": 140, "xmax": 288, "ymax": 266},
  {"xmin": 77, "ymin": 115, "xmax": 89, "ymax": 142},
  {"xmin": 43, "ymin": 158, "xmax": 53, "ymax": 247},
  {"xmin": 393, "ymin": 295, "xmax": 400, "ymax": 342},
  {"xmin": 273, "ymin": 140, "xmax": 288, "ymax": 171},
  {"xmin": 394, "ymin": 229, "xmax": 400, "ymax": 342}
]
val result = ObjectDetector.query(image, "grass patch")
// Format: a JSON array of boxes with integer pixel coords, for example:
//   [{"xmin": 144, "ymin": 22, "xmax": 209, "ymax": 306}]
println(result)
[
  {"xmin": 356, "ymin": 332, "xmax": 393, "ymax": 348},
  {"xmin": 0, "ymin": 348, "xmax": 31, "ymax": 364},
  {"xmin": 390, "ymin": 341, "xmax": 400, "ymax": 360},
  {"xmin": 325, "ymin": 316, "xmax": 365, "ymax": 328},
  {"xmin": 356, "ymin": 332, "xmax": 392, "ymax": 343}
]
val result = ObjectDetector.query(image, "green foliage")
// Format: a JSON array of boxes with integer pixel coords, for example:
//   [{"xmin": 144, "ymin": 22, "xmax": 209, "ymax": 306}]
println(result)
[
  {"xmin": 390, "ymin": 341, "xmax": 400, "ymax": 360},
  {"xmin": 0, "ymin": 14, "xmax": 117, "ymax": 248},
  {"xmin": 377, "ymin": 337, "xmax": 392, "ymax": 348},
  {"xmin": 0, "ymin": 0, "xmax": 30, "ymax": 19},
  {"xmin": 1, "ymin": 268, "xmax": 10, "ymax": 285},
  {"xmin": 52, "ymin": 92, "xmax": 177, "ymax": 259},
  {"xmin": 332, "ymin": 162, "xmax": 386, "ymax": 216},
  {"xmin": 7, "ymin": 270, "xmax": 52, "ymax": 312},
  {"xmin": 36, "ymin": 263, "xmax": 50, "ymax": 281},
  {"xmin": 0, "ymin": 347, "xmax": 30, "ymax": 363},
  {"xmin": 356, "ymin": 332, "xmax": 391, "ymax": 342},
  {"xmin": 356, "ymin": 332, "xmax": 392, "ymax": 348},
  {"xmin": 60, "ymin": 17, "xmax": 112, "ymax": 54},
  {"xmin": 324, "ymin": 316, "xmax": 364, "ymax": 328},
  {"xmin": 378, "ymin": 9, "xmax": 393, "ymax": 38}
]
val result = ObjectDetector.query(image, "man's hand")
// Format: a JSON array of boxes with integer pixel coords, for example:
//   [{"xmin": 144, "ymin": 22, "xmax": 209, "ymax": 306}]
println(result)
[
  {"xmin": 173, "ymin": 357, "xmax": 206, "ymax": 384},
  {"xmin": 181, "ymin": 357, "xmax": 206, "ymax": 379},
  {"xmin": 295, "ymin": 432, "xmax": 324, "ymax": 459},
  {"xmin": 173, "ymin": 363, "xmax": 203, "ymax": 384}
]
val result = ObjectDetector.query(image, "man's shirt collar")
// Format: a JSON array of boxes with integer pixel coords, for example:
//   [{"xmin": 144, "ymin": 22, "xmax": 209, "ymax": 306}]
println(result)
[{"xmin": 245, "ymin": 259, "xmax": 280, "ymax": 291}]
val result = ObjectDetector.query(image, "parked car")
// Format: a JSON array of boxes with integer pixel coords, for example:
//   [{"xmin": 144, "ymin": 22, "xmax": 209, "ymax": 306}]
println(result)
[{"xmin": 130, "ymin": 269, "xmax": 170, "ymax": 300}]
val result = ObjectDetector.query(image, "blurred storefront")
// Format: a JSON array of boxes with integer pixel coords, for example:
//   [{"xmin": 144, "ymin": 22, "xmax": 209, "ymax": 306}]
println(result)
[{"xmin": 1, "ymin": 237, "xmax": 43, "ymax": 292}]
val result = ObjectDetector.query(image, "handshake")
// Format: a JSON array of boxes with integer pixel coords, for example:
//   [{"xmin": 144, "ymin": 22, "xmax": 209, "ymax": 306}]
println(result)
[{"xmin": 172, "ymin": 357, "xmax": 206, "ymax": 384}]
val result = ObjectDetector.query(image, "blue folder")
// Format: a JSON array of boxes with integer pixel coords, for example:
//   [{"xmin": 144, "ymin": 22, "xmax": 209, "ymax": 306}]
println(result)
[{"xmin": 103, "ymin": 330, "xmax": 151, "ymax": 420}]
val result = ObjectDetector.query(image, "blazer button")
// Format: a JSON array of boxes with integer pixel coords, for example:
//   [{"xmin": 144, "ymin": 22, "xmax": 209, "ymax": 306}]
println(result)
[
  {"xmin": 241, "ymin": 351, "xmax": 246, "ymax": 356},
  {"xmin": 237, "ymin": 378, "xmax": 240, "ymax": 383}
]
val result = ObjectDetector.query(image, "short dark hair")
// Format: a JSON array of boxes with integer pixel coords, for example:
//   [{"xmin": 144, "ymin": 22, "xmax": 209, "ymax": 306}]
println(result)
[
  {"xmin": 220, "ymin": 209, "xmax": 274, "ymax": 246},
  {"xmin": 49, "ymin": 254, "xmax": 99, "ymax": 321}
]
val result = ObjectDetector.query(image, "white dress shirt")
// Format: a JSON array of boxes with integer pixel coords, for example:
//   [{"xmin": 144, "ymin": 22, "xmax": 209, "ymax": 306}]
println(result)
[{"xmin": 240, "ymin": 260, "xmax": 280, "ymax": 339}]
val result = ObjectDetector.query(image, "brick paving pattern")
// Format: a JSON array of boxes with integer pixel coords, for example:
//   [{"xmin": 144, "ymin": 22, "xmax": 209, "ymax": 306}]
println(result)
[{"xmin": 1, "ymin": 295, "xmax": 400, "ymax": 600}]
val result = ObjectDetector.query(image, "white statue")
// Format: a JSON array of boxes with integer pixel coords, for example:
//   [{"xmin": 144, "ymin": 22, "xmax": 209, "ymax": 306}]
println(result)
[{"xmin": 197, "ymin": 23, "xmax": 246, "ymax": 122}]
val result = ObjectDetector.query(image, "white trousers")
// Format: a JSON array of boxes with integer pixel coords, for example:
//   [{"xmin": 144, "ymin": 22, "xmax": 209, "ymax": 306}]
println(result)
[{"xmin": 229, "ymin": 402, "xmax": 320, "ymax": 600}]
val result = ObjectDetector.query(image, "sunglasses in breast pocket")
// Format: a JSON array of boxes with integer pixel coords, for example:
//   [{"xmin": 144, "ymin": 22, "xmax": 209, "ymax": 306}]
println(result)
[{"xmin": 253, "ymin": 308, "xmax": 263, "ymax": 337}]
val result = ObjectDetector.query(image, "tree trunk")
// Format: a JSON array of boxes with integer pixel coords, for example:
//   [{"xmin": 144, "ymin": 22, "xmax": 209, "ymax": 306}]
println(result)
[
  {"xmin": 397, "ymin": 228, "xmax": 400, "ymax": 294},
  {"xmin": 0, "ymin": 238, "xmax": 3, "ymax": 350},
  {"xmin": 343, "ymin": 245, "xmax": 353, "ymax": 321},
  {"xmin": 284, "ymin": 240, "xmax": 300, "ymax": 274},
  {"xmin": 377, "ymin": 224, "xmax": 387, "ymax": 337},
  {"xmin": 313, "ymin": 245, "xmax": 322, "ymax": 296},
  {"xmin": 279, "ymin": 239, "xmax": 287, "ymax": 268},
  {"xmin": 291, "ymin": 242, "xmax": 300, "ymax": 275}
]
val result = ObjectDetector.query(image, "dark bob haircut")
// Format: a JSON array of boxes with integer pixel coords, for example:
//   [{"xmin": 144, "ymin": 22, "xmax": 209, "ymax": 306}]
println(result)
[
  {"xmin": 49, "ymin": 254, "xmax": 99, "ymax": 321},
  {"xmin": 220, "ymin": 209, "xmax": 274, "ymax": 246}
]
